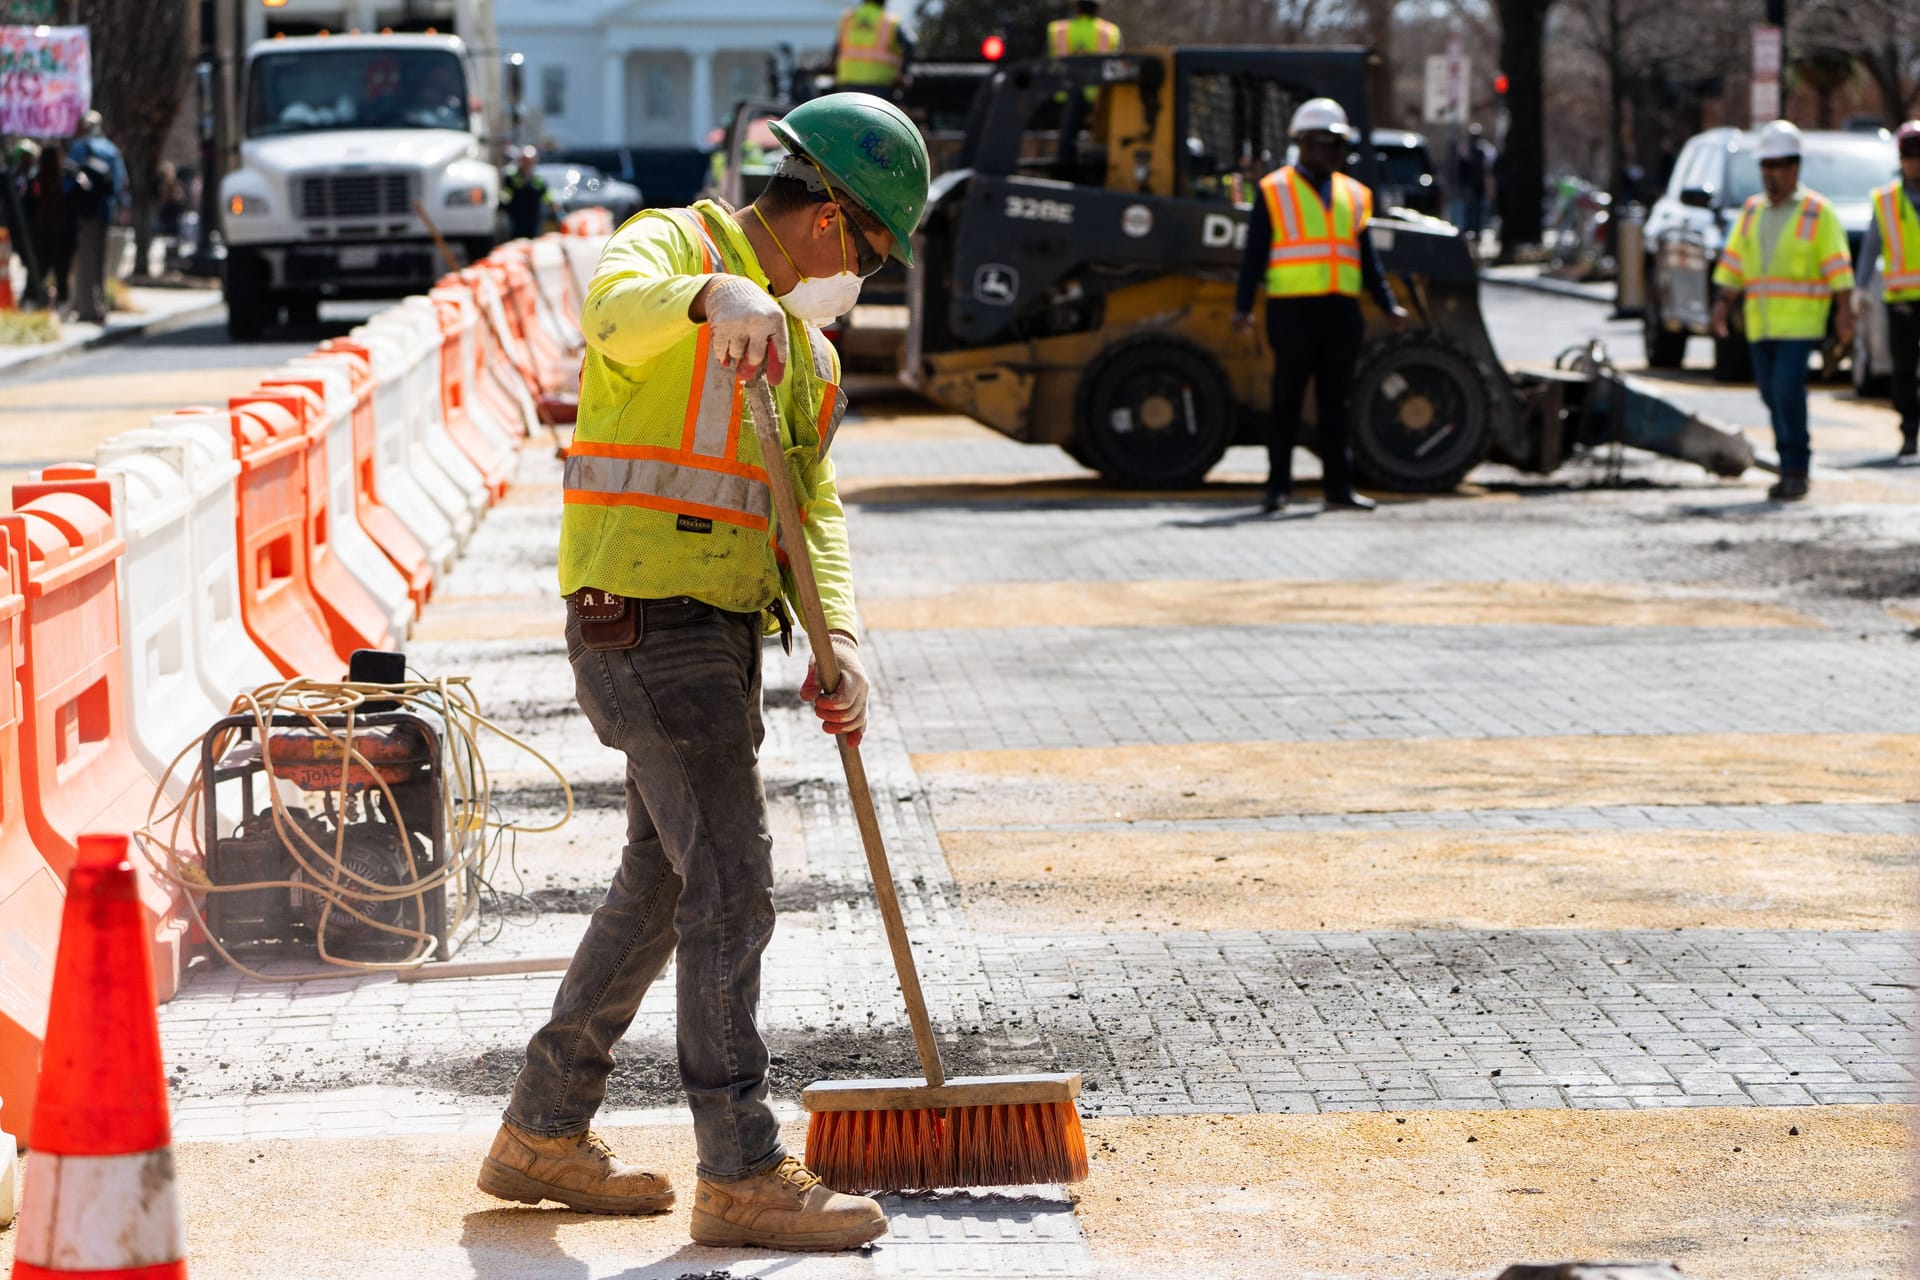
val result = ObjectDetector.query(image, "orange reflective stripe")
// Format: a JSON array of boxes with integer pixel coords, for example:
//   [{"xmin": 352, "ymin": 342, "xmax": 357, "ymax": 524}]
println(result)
[
  {"xmin": 1796, "ymin": 196, "xmax": 1823, "ymax": 240},
  {"xmin": 1050, "ymin": 22, "xmax": 1068, "ymax": 54},
  {"xmin": 1744, "ymin": 278, "xmax": 1833, "ymax": 297},
  {"xmin": 562, "ymin": 488, "xmax": 770, "ymax": 532},
  {"xmin": 567, "ymin": 439, "xmax": 770, "ymax": 485}
]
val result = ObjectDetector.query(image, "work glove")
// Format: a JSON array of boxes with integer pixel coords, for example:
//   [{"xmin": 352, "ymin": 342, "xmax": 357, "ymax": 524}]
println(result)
[
  {"xmin": 800, "ymin": 630, "xmax": 868, "ymax": 748},
  {"xmin": 702, "ymin": 275, "xmax": 789, "ymax": 385}
]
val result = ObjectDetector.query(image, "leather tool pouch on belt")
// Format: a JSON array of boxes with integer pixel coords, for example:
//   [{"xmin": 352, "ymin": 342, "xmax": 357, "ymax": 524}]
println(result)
[{"xmin": 566, "ymin": 588, "xmax": 641, "ymax": 651}]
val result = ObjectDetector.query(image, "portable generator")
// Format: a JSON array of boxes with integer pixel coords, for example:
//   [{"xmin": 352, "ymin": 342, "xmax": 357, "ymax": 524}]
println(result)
[{"xmin": 199, "ymin": 659, "xmax": 478, "ymax": 964}]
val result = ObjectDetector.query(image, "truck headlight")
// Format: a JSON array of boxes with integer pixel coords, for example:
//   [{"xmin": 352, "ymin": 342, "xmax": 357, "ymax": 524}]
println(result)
[
  {"xmin": 443, "ymin": 185, "xmax": 489, "ymax": 208},
  {"xmin": 227, "ymin": 193, "xmax": 270, "ymax": 216}
]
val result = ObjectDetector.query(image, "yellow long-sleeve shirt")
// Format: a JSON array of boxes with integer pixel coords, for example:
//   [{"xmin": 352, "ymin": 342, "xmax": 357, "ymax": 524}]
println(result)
[{"xmin": 564, "ymin": 202, "xmax": 857, "ymax": 634}]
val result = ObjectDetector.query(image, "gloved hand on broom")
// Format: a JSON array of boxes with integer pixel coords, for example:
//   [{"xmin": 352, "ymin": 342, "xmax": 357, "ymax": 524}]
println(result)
[{"xmin": 802, "ymin": 630, "xmax": 868, "ymax": 748}]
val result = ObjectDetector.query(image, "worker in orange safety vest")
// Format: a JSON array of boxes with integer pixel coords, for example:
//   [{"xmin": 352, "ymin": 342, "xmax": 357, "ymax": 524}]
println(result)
[{"xmin": 1232, "ymin": 97, "xmax": 1407, "ymax": 515}]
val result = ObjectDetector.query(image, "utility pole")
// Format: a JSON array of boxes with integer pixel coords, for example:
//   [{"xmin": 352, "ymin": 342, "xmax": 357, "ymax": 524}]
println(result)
[{"xmin": 1767, "ymin": 0, "xmax": 1788, "ymax": 111}]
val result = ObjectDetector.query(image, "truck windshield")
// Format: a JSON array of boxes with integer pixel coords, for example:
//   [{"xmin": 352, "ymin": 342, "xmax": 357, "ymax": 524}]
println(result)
[{"xmin": 247, "ymin": 48, "xmax": 469, "ymax": 137}]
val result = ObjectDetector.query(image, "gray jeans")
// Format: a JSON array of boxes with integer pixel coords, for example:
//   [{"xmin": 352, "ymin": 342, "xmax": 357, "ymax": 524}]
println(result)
[
  {"xmin": 506, "ymin": 596, "xmax": 784, "ymax": 1182},
  {"xmin": 71, "ymin": 214, "xmax": 108, "ymax": 322}
]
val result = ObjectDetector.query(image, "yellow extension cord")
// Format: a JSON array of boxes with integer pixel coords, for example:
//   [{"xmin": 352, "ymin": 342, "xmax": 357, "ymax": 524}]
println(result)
[{"xmin": 135, "ymin": 675, "xmax": 574, "ymax": 983}]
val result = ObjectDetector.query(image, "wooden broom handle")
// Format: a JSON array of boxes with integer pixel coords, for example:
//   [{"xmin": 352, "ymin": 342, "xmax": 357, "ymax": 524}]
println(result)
[{"xmin": 745, "ymin": 374, "xmax": 948, "ymax": 1090}]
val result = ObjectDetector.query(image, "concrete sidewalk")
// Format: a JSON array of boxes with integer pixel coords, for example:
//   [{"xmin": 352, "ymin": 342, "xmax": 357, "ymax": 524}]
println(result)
[{"xmin": 0, "ymin": 281, "xmax": 222, "ymax": 379}]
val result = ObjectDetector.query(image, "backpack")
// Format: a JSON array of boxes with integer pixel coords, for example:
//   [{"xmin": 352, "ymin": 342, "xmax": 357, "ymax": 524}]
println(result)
[{"xmin": 66, "ymin": 152, "xmax": 114, "ymax": 216}]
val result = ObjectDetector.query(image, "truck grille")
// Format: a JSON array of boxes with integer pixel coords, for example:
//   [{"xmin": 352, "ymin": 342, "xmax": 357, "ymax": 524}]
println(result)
[{"xmin": 294, "ymin": 171, "xmax": 415, "ymax": 220}]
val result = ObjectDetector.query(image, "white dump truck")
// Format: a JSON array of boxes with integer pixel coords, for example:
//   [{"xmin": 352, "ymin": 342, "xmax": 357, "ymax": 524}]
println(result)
[{"xmin": 220, "ymin": 32, "xmax": 501, "ymax": 339}]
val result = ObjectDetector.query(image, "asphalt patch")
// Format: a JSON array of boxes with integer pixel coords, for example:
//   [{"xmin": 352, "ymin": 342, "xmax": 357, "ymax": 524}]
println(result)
[{"xmin": 406, "ymin": 1025, "xmax": 1093, "ymax": 1108}]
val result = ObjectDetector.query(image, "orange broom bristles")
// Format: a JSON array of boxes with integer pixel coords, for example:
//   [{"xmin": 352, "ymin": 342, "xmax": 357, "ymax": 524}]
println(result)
[{"xmin": 805, "ymin": 1100, "xmax": 1090, "ymax": 1193}]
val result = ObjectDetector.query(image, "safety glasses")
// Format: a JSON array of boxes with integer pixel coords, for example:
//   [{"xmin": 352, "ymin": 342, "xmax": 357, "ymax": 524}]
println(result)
[
  {"xmin": 1758, "ymin": 157, "xmax": 1797, "ymax": 171},
  {"xmin": 835, "ymin": 201, "xmax": 890, "ymax": 278}
]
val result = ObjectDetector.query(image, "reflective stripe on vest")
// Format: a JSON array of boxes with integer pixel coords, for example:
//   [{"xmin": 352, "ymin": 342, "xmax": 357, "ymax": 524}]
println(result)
[
  {"xmin": 837, "ymin": 7, "xmax": 901, "ymax": 84},
  {"xmin": 1258, "ymin": 166, "xmax": 1371, "ymax": 298},
  {"xmin": 562, "ymin": 209, "xmax": 772, "ymax": 531},
  {"xmin": 1875, "ymin": 182, "xmax": 1920, "ymax": 302}
]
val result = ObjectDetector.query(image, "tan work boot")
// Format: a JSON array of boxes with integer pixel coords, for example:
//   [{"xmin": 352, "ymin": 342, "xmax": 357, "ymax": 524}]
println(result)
[
  {"xmin": 477, "ymin": 1123, "xmax": 674, "ymax": 1215},
  {"xmin": 690, "ymin": 1155, "xmax": 888, "ymax": 1251}
]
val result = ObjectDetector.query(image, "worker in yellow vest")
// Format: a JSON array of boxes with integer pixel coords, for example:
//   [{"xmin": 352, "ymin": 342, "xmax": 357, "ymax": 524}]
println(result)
[
  {"xmin": 1712, "ymin": 119, "xmax": 1854, "ymax": 501},
  {"xmin": 1231, "ymin": 98, "xmax": 1407, "ymax": 514},
  {"xmin": 1856, "ymin": 119, "xmax": 1920, "ymax": 458},
  {"xmin": 834, "ymin": 0, "xmax": 910, "ymax": 94},
  {"xmin": 1047, "ymin": 0, "xmax": 1120, "ymax": 57},
  {"xmin": 479, "ymin": 93, "xmax": 930, "ymax": 1252},
  {"xmin": 1047, "ymin": 0, "xmax": 1120, "ymax": 109}
]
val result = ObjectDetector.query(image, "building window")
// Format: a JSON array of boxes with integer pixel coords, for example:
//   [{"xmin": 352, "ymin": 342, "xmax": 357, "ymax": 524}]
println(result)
[
  {"xmin": 644, "ymin": 66, "xmax": 676, "ymax": 120},
  {"xmin": 541, "ymin": 66, "xmax": 567, "ymax": 117}
]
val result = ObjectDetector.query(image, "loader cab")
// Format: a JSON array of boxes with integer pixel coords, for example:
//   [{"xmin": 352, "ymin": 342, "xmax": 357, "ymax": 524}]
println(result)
[{"xmin": 954, "ymin": 47, "xmax": 1381, "ymax": 200}]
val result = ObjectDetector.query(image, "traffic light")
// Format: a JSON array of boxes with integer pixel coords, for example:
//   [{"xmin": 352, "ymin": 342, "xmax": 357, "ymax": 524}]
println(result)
[
  {"xmin": 980, "ymin": 33, "xmax": 1006, "ymax": 61},
  {"xmin": 263, "ymin": 0, "xmax": 289, "ymax": 7},
  {"xmin": 1493, "ymin": 72, "xmax": 1509, "ymax": 97}
]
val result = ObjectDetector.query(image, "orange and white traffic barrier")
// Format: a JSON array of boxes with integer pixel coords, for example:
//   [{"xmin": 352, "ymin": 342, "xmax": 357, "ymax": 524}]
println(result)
[
  {"xmin": 14, "ymin": 833, "xmax": 186, "ymax": 1279},
  {"xmin": 1, "ymin": 478, "xmax": 191, "ymax": 1000}
]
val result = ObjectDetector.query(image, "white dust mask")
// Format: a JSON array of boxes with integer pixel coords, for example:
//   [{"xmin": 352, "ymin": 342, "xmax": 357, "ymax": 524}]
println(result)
[{"xmin": 755, "ymin": 204, "xmax": 864, "ymax": 325}]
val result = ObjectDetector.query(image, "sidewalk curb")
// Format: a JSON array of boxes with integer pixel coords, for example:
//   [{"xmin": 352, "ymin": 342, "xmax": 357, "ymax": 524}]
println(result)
[
  {"xmin": 0, "ymin": 292, "xmax": 225, "ymax": 382},
  {"xmin": 1480, "ymin": 269, "xmax": 1616, "ymax": 305}
]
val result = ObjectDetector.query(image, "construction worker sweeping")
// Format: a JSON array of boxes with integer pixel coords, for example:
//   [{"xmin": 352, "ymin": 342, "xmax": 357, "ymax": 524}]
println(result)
[
  {"xmin": 1232, "ymin": 97, "xmax": 1408, "ymax": 514},
  {"xmin": 478, "ymin": 92, "xmax": 928, "ymax": 1251},
  {"xmin": 1712, "ymin": 119, "xmax": 1854, "ymax": 501},
  {"xmin": 1856, "ymin": 119, "xmax": 1920, "ymax": 460}
]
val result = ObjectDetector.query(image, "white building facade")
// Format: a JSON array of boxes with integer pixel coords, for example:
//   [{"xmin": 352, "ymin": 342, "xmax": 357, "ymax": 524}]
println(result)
[{"xmin": 497, "ymin": 0, "xmax": 848, "ymax": 150}]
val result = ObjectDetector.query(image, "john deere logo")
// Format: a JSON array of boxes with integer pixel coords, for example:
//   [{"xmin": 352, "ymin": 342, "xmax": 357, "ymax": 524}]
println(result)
[{"xmin": 856, "ymin": 129, "xmax": 893, "ymax": 169}]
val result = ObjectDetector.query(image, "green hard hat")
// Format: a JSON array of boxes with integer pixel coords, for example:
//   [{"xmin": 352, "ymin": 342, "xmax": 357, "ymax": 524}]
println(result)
[{"xmin": 768, "ymin": 92, "xmax": 930, "ymax": 266}]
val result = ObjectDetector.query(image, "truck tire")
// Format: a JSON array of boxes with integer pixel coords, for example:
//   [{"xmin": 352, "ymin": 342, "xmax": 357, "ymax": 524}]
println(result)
[
  {"xmin": 1711, "ymin": 330, "xmax": 1751, "ymax": 382},
  {"xmin": 1642, "ymin": 267, "xmax": 1687, "ymax": 369},
  {"xmin": 224, "ymin": 257, "xmax": 271, "ymax": 342},
  {"xmin": 1077, "ymin": 336, "xmax": 1233, "ymax": 488},
  {"xmin": 1348, "ymin": 333, "xmax": 1496, "ymax": 493}
]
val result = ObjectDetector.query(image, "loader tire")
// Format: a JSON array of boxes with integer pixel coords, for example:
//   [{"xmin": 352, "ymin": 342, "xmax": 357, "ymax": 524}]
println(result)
[
  {"xmin": 1078, "ymin": 336, "xmax": 1233, "ymax": 489},
  {"xmin": 1348, "ymin": 333, "xmax": 1496, "ymax": 492}
]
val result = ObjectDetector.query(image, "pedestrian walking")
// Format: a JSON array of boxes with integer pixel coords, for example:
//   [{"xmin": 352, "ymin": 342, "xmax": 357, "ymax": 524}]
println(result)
[
  {"xmin": 6, "ymin": 139, "xmax": 44, "ymax": 308},
  {"xmin": 1711, "ymin": 120, "xmax": 1854, "ymax": 502},
  {"xmin": 1451, "ymin": 123, "xmax": 1492, "ymax": 241},
  {"xmin": 64, "ymin": 110, "xmax": 127, "ymax": 323},
  {"xmin": 478, "ymin": 92, "xmax": 930, "ymax": 1252},
  {"xmin": 499, "ymin": 146, "xmax": 554, "ymax": 241},
  {"xmin": 833, "ymin": 0, "xmax": 909, "ymax": 94},
  {"xmin": 1855, "ymin": 119, "xmax": 1920, "ymax": 460},
  {"xmin": 35, "ymin": 141, "xmax": 70, "ymax": 311},
  {"xmin": 1232, "ymin": 97, "xmax": 1408, "ymax": 514}
]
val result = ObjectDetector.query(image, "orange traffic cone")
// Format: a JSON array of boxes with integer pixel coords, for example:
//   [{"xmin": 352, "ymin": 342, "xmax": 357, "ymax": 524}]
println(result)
[{"xmin": 13, "ymin": 833, "xmax": 185, "ymax": 1279}]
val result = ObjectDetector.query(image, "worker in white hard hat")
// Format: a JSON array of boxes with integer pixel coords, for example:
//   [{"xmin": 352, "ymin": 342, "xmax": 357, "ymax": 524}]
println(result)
[
  {"xmin": 1232, "ymin": 97, "xmax": 1408, "ymax": 514},
  {"xmin": 1711, "ymin": 119, "xmax": 1854, "ymax": 501}
]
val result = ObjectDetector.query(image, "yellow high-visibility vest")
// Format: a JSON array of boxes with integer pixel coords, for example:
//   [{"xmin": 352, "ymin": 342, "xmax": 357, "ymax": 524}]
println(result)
[
  {"xmin": 836, "ymin": 5, "xmax": 903, "ymax": 87},
  {"xmin": 1711, "ymin": 191, "xmax": 1855, "ymax": 341},
  {"xmin": 1872, "ymin": 180, "xmax": 1920, "ymax": 304},
  {"xmin": 1257, "ymin": 165, "xmax": 1372, "ymax": 298},
  {"xmin": 563, "ymin": 204, "xmax": 849, "ymax": 625},
  {"xmin": 1047, "ymin": 14, "xmax": 1120, "ymax": 54},
  {"xmin": 1047, "ymin": 15, "xmax": 1120, "ymax": 104}
]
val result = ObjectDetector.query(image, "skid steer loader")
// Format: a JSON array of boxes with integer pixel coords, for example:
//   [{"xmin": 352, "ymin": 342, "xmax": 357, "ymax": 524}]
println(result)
[{"xmin": 904, "ymin": 47, "xmax": 1761, "ymax": 490}]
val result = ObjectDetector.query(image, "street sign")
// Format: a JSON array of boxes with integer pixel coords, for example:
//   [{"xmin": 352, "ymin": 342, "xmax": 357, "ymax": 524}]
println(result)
[
  {"xmin": 1751, "ymin": 24, "xmax": 1782, "ymax": 125},
  {"xmin": 1424, "ymin": 53, "xmax": 1470, "ymax": 126}
]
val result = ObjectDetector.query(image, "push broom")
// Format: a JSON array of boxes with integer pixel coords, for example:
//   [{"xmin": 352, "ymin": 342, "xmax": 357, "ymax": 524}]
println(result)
[{"xmin": 746, "ymin": 374, "xmax": 1088, "ymax": 1194}]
